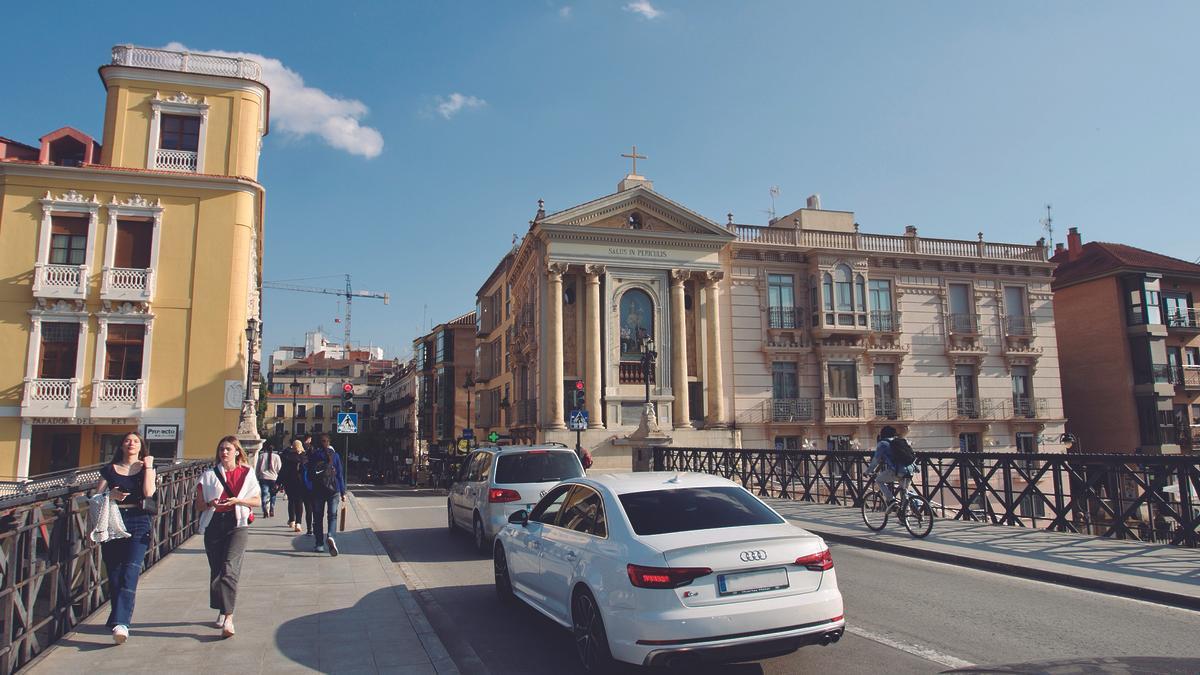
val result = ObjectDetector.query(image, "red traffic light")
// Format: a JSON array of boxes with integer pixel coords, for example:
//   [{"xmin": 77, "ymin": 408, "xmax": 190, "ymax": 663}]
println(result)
[
  {"xmin": 343, "ymin": 382, "xmax": 354, "ymax": 393},
  {"xmin": 575, "ymin": 380, "xmax": 584, "ymax": 390}
]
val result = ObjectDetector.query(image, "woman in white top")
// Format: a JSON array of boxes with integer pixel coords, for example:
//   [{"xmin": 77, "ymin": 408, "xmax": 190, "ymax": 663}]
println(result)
[{"xmin": 195, "ymin": 435, "xmax": 260, "ymax": 638}]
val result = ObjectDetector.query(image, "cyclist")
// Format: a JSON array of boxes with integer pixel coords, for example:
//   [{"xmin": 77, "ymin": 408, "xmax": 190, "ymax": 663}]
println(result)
[{"xmin": 867, "ymin": 425, "xmax": 916, "ymax": 507}]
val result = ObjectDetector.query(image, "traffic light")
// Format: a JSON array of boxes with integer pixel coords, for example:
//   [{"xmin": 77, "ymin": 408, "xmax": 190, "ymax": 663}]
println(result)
[
  {"xmin": 341, "ymin": 382, "xmax": 355, "ymax": 412},
  {"xmin": 574, "ymin": 379, "xmax": 585, "ymax": 410}
]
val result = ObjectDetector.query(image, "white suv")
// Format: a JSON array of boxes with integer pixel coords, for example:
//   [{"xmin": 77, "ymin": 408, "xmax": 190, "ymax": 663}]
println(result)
[{"xmin": 448, "ymin": 444, "xmax": 585, "ymax": 552}]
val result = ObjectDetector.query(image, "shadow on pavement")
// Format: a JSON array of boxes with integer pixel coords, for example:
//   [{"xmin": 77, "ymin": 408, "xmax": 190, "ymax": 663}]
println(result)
[{"xmin": 374, "ymin": 527, "xmax": 492, "ymax": 563}]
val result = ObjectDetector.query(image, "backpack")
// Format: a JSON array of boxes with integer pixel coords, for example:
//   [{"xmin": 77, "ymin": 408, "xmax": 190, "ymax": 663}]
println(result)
[
  {"xmin": 307, "ymin": 449, "xmax": 340, "ymax": 497},
  {"xmin": 887, "ymin": 437, "xmax": 916, "ymax": 467}
]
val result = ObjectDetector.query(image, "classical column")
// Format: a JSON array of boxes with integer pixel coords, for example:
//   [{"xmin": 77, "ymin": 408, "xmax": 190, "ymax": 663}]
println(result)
[
  {"xmin": 670, "ymin": 269, "xmax": 692, "ymax": 429},
  {"xmin": 545, "ymin": 262, "xmax": 569, "ymax": 430},
  {"xmin": 584, "ymin": 264, "xmax": 605, "ymax": 429},
  {"xmin": 704, "ymin": 271, "xmax": 727, "ymax": 427}
]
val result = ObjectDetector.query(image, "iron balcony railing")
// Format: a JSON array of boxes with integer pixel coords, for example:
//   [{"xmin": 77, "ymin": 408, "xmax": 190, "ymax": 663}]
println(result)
[
  {"xmin": 771, "ymin": 398, "xmax": 815, "ymax": 422},
  {"xmin": 869, "ymin": 310, "xmax": 901, "ymax": 333},
  {"xmin": 1165, "ymin": 307, "xmax": 1200, "ymax": 331},
  {"xmin": 946, "ymin": 313, "xmax": 980, "ymax": 335},
  {"xmin": 0, "ymin": 460, "xmax": 210, "ymax": 672},
  {"xmin": 1003, "ymin": 314, "xmax": 1034, "ymax": 337},
  {"xmin": 652, "ymin": 447, "xmax": 1200, "ymax": 548},
  {"xmin": 767, "ymin": 307, "xmax": 803, "ymax": 329},
  {"xmin": 1176, "ymin": 366, "xmax": 1200, "ymax": 389},
  {"xmin": 867, "ymin": 397, "xmax": 913, "ymax": 420}
]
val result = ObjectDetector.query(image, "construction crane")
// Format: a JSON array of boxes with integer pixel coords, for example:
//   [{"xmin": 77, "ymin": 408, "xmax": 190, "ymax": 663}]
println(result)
[{"xmin": 262, "ymin": 274, "xmax": 389, "ymax": 351}]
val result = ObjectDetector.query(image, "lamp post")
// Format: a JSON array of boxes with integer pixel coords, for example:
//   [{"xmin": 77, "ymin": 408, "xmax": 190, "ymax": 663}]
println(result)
[
  {"xmin": 236, "ymin": 317, "xmax": 263, "ymax": 457},
  {"xmin": 290, "ymin": 375, "xmax": 301, "ymax": 439},
  {"xmin": 640, "ymin": 336, "xmax": 657, "ymax": 404},
  {"xmin": 461, "ymin": 371, "xmax": 475, "ymax": 450}
]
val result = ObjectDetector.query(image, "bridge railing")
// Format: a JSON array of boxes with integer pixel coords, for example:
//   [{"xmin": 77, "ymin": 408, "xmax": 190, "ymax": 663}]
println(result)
[
  {"xmin": 652, "ymin": 448, "xmax": 1200, "ymax": 547},
  {"xmin": 0, "ymin": 460, "xmax": 209, "ymax": 672}
]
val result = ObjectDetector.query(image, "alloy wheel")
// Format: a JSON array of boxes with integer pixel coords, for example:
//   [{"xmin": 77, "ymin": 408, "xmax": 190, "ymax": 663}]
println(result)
[{"xmin": 571, "ymin": 590, "xmax": 611, "ymax": 672}]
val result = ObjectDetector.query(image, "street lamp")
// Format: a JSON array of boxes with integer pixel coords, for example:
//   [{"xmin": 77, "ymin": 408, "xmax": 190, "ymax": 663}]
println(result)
[
  {"xmin": 640, "ymin": 336, "xmax": 657, "ymax": 404},
  {"xmin": 244, "ymin": 317, "xmax": 260, "ymax": 397},
  {"xmin": 289, "ymin": 375, "xmax": 301, "ymax": 439},
  {"xmin": 462, "ymin": 371, "xmax": 475, "ymax": 450}
]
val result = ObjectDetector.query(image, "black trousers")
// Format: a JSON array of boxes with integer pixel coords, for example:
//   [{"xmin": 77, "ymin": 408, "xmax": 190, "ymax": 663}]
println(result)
[{"xmin": 203, "ymin": 512, "xmax": 248, "ymax": 613}]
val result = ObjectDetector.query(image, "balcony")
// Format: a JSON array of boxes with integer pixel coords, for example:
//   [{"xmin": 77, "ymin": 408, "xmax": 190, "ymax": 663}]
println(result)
[
  {"xmin": 868, "ymin": 397, "xmax": 913, "ymax": 421},
  {"xmin": 21, "ymin": 378, "xmax": 79, "ymax": 417},
  {"xmin": 1165, "ymin": 308, "xmax": 1199, "ymax": 332},
  {"xmin": 1172, "ymin": 366, "xmax": 1200, "ymax": 390},
  {"xmin": 1003, "ymin": 314, "xmax": 1035, "ymax": 338},
  {"xmin": 32, "ymin": 263, "xmax": 88, "ymax": 301},
  {"xmin": 869, "ymin": 310, "xmax": 901, "ymax": 333},
  {"xmin": 112, "ymin": 44, "xmax": 264, "ymax": 81},
  {"xmin": 767, "ymin": 307, "xmax": 803, "ymax": 329},
  {"xmin": 101, "ymin": 267, "xmax": 154, "ymax": 303},
  {"xmin": 619, "ymin": 362, "xmax": 654, "ymax": 385},
  {"xmin": 154, "ymin": 148, "xmax": 198, "ymax": 172},
  {"xmin": 92, "ymin": 379, "xmax": 145, "ymax": 417},
  {"xmin": 771, "ymin": 398, "xmax": 815, "ymax": 422},
  {"xmin": 946, "ymin": 313, "xmax": 980, "ymax": 336},
  {"xmin": 823, "ymin": 399, "xmax": 863, "ymax": 421},
  {"xmin": 1010, "ymin": 396, "xmax": 1048, "ymax": 419}
]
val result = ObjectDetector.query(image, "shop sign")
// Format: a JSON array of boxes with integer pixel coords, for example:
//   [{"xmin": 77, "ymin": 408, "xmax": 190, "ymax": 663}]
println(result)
[{"xmin": 144, "ymin": 425, "xmax": 179, "ymax": 441}]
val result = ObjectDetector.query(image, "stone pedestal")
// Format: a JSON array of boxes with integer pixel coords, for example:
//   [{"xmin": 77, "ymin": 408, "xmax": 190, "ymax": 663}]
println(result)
[{"xmin": 627, "ymin": 402, "xmax": 672, "ymax": 471}]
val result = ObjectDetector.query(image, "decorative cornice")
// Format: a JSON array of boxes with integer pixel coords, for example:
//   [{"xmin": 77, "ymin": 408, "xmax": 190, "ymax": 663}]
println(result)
[
  {"xmin": 42, "ymin": 189, "xmax": 99, "ymax": 206},
  {"xmin": 1, "ymin": 163, "xmax": 263, "ymax": 195}
]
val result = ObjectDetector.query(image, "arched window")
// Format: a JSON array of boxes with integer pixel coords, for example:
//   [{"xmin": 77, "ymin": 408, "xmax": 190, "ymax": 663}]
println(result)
[
  {"xmin": 834, "ymin": 265, "xmax": 853, "ymax": 311},
  {"xmin": 619, "ymin": 288, "xmax": 654, "ymax": 360},
  {"xmin": 854, "ymin": 274, "xmax": 867, "ymax": 326}
]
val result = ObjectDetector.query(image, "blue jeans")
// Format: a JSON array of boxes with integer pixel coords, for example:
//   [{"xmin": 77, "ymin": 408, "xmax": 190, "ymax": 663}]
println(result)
[
  {"xmin": 310, "ymin": 493, "xmax": 341, "ymax": 543},
  {"xmin": 260, "ymin": 479, "xmax": 278, "ymax": 515},
  {"xmin": 101, "ymin": 512, "xmax": 152, "ymax": 627}
]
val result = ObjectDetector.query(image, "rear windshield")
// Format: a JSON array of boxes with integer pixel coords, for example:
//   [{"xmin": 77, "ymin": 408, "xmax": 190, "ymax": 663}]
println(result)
[
  {"xmin": 618, "ymin": 486, "xmax": 784, "ymax": 536},
  {"xmin": 494, "ymin": 451, "xmax": 584, "ymax": 485}
]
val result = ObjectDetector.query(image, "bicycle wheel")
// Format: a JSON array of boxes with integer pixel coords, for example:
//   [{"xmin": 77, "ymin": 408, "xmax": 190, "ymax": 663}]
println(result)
[
  {"xmin": 902, "ymin": 497, "xmax": 934, "ymax": 538},
  {"xmin": 861, "ymin": 488, "xmax": 889, "ymax": 532}
]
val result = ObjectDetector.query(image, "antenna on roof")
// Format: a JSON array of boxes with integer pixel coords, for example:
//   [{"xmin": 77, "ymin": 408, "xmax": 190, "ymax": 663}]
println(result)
[
  {"xmin": 767, "ymin": 185, "xmax": 780, "ymax": 222},
  {"xmin": 1041, "ymin": 204, "xmax": 1054, "ymax": 250}
]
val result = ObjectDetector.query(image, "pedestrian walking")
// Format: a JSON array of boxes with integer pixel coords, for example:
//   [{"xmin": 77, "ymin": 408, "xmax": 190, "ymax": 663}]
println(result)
[
  {"xmin": 280, "ymin": 439, "xmax": 310, "ymax": 533},
  {"xmin": 303, "ymin": 433, "xmax": 345, "ymax": 556},
  {"xmin": 95, "ymin": 432, "xmax": 156, "ymax": 644},
  {"xmin": 255, "ymin": 442, "xmax": 282, "ymax": 518},
  {"xmin": 196, "ymin": 436, "xmax": 261, "ymax": 639}
]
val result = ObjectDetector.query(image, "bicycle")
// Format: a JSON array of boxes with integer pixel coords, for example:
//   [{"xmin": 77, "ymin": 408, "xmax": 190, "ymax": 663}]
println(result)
[{"xmin": 861, "ymin": 473, "xmax": 935, "ymax": 538}]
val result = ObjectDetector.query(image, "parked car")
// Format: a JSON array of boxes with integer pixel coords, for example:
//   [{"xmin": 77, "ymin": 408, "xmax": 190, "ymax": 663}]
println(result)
[
  {"xmin": 493, "ymin": 472, "xmax": 845, "ymax": 671},
  {"xmin": 447, "ymin": 444, "xmax": 585, "ymax": 552}
]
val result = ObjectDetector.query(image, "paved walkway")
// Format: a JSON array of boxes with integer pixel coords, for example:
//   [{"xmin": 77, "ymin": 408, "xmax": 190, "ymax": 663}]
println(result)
[
  {"xmin": 768, "ymin": 499, "xmax": 1200, "ymax": 610},
  {"xmin": 28, "ymin": 492, "xmax": 457, "ymax": 675}
]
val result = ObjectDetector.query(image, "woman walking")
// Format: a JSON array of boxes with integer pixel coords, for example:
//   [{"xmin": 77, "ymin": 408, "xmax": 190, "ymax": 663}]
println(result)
[
  {"xmin": 95, "ymin": 432, "xmax": 156, "ymax": 644},
  {"xmin": 279, "ymin": 439, "xmax": 310, "ymax": 533},
  {"xmin": 195, "ymin": 436, "xmax": 260, "ymax": 638},
  {"xmin": 255, "ymin": 442, "xmax": 282, "ymax": 518}
]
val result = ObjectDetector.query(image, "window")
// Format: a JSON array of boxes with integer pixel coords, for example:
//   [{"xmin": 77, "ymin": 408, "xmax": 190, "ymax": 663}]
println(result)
[
  {"xmin": 495, "ymin": 451, "xmax": 583, "ymax": 484},
  {"xmin": 619, "ymin": 289, "xmax": 653, "ymax": 360},
  {"xmin": 296, "ymin": 422, "xmax": 305, "ymax": 435},
  {"xmin": 1004, "ymin": 286, "xmax": 1031, "ymax": 335},
  {"xmin": 873, "ymin": 364, "xmax": 897, "ymax": 418},
  {"xmin": 298, "ymin": 404, "xmax": 308, "ymax": 418},
  {"xmin": 767, "ymin": 274, "xmax": 796, "ymax": 328},
  {"xmin": 1164, "ymin": 293, "xmax": 1193, "ymax": 328},
  {"xmin": 823, "ymin": 265, "xmax": 866, "ymax": 326},
  {"xmin": 530, "ymin": 484, "xmax": 573, "ymax": 525},
  {"xmin": 772, "ymin": 362, "xmax": 798, "ymax": 400},
  {"xmin": 1125, "ymin": 275, "xmax": 1163, "ymax": 326},
  {"xmin": 39, "ymin": 322, "xmax": 80, "ymax": 379},
  {"xmin": 955, "ymin": 365, "xmax": 978, "ymax": 417},
  {"xmin": 435, "ymin": 331, "xmax": 446, "ymax": 363},
  {"xmin": 113, "ymin": 219, "xmax": 152, "ymax": 269},
  {"xmin": 313, "ymin": 423, "xmax": 323, "ymax": 433},
  {"xmin": 618, "ymin": 486, "xmax": 783, "ymax": 536},
  {"xmin": 959, "ymin": 432, "xmax": 981, "ymax": 453},
  {"xmin": 560, "ymin": 486, "xmax": 607, "ymax": 537},
  {"xmin": 275, "ymin": 404, "xmax": 284, "ymax": 417},
  {"xmin": 869, "ymin": 279, "xmax": 894, "ymax": 331},
  {"xmin": 274, "ymin": 422, "xmax": 284, "ymax": 436},
  {"xmin": 948, "ymin": 283, "xmax": 974, "ymax": 332},
  {"xmin": 827, "ymin": 363, "xmax": 857, "ymax": 399},
  {"xmin": 160, "ymin": 114, "xmax": 200, "ymax": 152},
  {"xmin": 104, "ymin": 324, "xmax": 145, "ymax": 380},
  {"xmin": 1011, "ymin": 366, "xmax": 1033, "ymax": 417},
  {"xmin": 774, "ymin": 436, "xmax": 802, "ymax": 450},
  {"xmin": 314, "ymin": 404, "xmax": 323, "ymax": 418},
  {"xmin": 49, "ymin": 216, "xmax": 87, "ymax": 265}
]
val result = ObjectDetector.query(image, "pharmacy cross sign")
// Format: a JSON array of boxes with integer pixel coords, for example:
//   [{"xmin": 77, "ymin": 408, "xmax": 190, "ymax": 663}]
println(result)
[{"xmin": 621, "ymin": 145, "xmax": 647, "ymax": 175}]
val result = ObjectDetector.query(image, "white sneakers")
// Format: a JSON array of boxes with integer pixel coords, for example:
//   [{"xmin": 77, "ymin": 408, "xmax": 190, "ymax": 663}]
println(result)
[
  {"xmin": 222, "ymin": 617, "xmax": 236, "ymax": 638},
  {"xmin": 112, "ymin": 624, "xmax": 128, "ymax": 644},
  {"xmin": 326, "ymin": 536, "xmax": 339, "ymax": 557},
  {"xmin": 215, "ymin": 613, "xmax": 226, "ymax": 628}
]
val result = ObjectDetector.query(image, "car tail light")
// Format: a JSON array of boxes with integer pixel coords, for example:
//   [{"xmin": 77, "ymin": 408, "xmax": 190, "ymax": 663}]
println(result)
[
  {"xmin": 794, "ymin": 548, "xmax": 833, "ymax": 571},
  {"xmin": 626, "ymin": 564, "xmax": 712, "ymax": 589},
  {"xmin": 488, "ymin": 488, "xmax": 522, "ymax": 503}
]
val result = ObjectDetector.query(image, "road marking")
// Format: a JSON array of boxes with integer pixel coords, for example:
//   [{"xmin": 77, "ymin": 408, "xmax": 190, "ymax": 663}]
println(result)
[
  {"xmin": 374, "ymin": 506, "xmax": 444, "ymax": 511},
  {"xmin": 845, "ymin": 625, "xmax": 974, "ymax": 669}
]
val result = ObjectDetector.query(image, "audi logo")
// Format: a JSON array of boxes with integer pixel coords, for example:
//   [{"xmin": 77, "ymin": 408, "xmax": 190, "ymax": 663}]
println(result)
[{"xmin": 739, "ymin": 550, "xmax": 768, "ymax": 562}]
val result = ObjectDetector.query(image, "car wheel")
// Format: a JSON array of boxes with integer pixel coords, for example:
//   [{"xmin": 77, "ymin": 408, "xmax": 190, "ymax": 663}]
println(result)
[
  {"xmin": 473, "ymin": 513, "xmax": 487, "ymax": 554},
  {"xmin": 447, "ymin": 501, "xmax": 456, "ymax": 533},
  {"xmin": 493, "ymin": 545, "xmax": 515, "ymax": 603},
  {"xmin": 571, "ymin": 587, "xmax": 616, "ymax": 673}
]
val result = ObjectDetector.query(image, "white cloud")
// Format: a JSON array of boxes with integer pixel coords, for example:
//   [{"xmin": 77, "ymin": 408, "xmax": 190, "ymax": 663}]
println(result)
[
  {"xmin": 624, "ymin": 0, "xmax": 662, "ymax": 19},
  {"xmin": 163, "ymin": 42, "xmax": 384, "ymax": 158},
  {"xmin": 559, "ymin": 5, "xmax": 572, "ymax": 18},
  {"xmin": 434, "ymin": 93, "xmax": 487, "ymax": 120}
]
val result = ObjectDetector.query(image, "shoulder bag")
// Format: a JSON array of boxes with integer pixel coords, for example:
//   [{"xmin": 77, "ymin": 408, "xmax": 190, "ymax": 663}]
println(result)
[{"xmin": 213, "ymin": 465, "xmax": 254, "ymax": 523}]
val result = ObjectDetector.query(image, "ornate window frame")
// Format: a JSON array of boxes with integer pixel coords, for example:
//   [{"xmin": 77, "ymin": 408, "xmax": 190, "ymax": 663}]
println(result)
[
  {"xmin": 35, "ymin": 190, "xmax": 101, "ymax": 299},
  {"xmin": 147, "ymin": 91, "xmax": 210, "ymax": 173},
  {"xmin": 103, "ymin": 194, "xmax": 164, "ymax": 301},
  {"xmin": 93, "ymin": 307, "xmax": 155, "ymax": 412}
]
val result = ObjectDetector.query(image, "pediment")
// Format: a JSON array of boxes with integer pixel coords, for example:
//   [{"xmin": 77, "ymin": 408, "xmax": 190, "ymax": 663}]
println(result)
[{"xmin": 539, "ymin": 185, "xmax": 735, "ymax": 240}]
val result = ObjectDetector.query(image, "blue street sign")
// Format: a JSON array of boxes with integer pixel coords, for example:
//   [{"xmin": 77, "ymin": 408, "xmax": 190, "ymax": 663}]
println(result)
[
  {"xmin": 568, "ymin": 409, "xmax": 589, "ymax": 431},
  {"xmin": 336, "ymin": 412, "xmax": 359, "ymax": 434},
  {"xmin": 462, "ymin": 428, "xmax": 475, "ymax": 439}
]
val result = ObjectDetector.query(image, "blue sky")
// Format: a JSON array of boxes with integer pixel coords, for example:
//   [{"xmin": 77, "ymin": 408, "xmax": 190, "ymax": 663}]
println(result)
[{"xmin": 2, "ymin": 1, "xmax": 1196, "ymax": 359}]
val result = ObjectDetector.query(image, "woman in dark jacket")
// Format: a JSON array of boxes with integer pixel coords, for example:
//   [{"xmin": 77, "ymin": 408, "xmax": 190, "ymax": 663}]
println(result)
[{"xmin": 279, "ymin": 439, "xmax": 310, "ymax": 533}]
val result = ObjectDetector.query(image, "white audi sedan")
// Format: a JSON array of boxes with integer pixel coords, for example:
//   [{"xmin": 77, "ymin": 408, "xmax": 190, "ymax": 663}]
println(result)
[{"xmin": 493, "ymin": 472, "xmax": 845, "ymax": 671}]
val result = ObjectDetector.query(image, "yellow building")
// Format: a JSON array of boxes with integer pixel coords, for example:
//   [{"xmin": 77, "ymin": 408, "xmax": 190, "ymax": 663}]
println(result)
[{"xmin": 0, "ymin": 45, "xmax": 269, "ymax": 477}]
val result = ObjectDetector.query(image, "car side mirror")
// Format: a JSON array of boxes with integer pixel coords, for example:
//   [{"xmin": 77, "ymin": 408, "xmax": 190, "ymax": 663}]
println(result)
[{"xmin": 508, "ymin": 510, "xmax": 529, "ymax": 526}]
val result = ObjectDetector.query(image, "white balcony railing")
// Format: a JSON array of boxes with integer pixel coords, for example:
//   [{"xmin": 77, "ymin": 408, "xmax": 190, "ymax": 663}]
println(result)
[
  {"xmin": 112, "ymin": 44, "xmax": 263, "ymax": 82},
  {"xmin": 32, "ymin": 263, "xmax": 87, "ymax": 299},
  {"xmin": 93, "ymin": 379, "xmax": 145, "ymax": 413},
  {"xmin": 101, "ymin": 267, "xmax": 153, "ymax": 301},
  {"xmin": 154, "ymin": 148, "xmax": 198, "ymax": 172},
  {"xmin": 22, "ymin": 378, "xmax": 79, "ymax": 416}
]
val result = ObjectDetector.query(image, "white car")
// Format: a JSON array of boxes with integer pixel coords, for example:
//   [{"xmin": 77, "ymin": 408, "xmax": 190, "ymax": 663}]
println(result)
[
  {"xmin": 493, "ymin": 472, "xmax": 845, "ymax": 671},
  {"xmin": 448, "ymin": 444, "xmax": 585, "ymax": 553}
]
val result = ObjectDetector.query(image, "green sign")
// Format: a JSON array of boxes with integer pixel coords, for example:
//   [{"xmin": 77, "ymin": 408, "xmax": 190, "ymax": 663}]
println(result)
[{"xmin": 487, "ymin": 431, "xmax": 500, "ymax": 443}]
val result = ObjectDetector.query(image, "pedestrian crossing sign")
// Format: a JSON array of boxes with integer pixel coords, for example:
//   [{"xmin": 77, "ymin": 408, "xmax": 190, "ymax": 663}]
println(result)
[{"xmin": 336, "ymin": 412, "xmax": 358, "ymax": 434}]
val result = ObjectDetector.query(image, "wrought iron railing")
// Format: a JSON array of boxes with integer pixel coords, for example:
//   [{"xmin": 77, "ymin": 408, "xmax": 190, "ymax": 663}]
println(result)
[
  {"xmin": 869, "ymin": 310, "xmax": 900, "ymax": 333},
  {"xmin": 1003, "ymin": 314, "xmax": 1034, "ymax": 337},
  {"xmin": 771, "ymin": 398, "xmax": 815, "ymax": 422},
  {"xmin": 1165, "ymin": 307, "xmax": 1199, "ymax": 330},
  {"xmin": 653, "ymin": 447, "xmax": 1200, "ymax": 547},
  {"xmin": 867, "ymin": 397, "xmax": 912, "ymax": 420},
  {"xmin": 946, "ymin": 313, "xmax": 980, "ymax": 334},
  {"xmin": 767, "ymin": 307, "xmax": 802, "ymax": 329},
  {"xmin": 0, "ymin": 460, "xmax": 209, "ymax": 672}
]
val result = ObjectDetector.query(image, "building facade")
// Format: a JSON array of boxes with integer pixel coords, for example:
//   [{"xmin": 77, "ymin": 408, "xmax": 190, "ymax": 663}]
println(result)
[
  {"xmin": 263, "ymin": 348, "xmax": 384, "ymax": 442},
  {"xmin": 413, "ymin": 312, "xmax": 477, "ymax": 458},
  {"xmin": 472, "ymin": 252, "xmax": 516, "ymax": 443},
  {"xmin": 0, "ymin": 45, "xmax": 269, "ymax": 476},
  {"xmin": 1052, "ymin": 228, "xmax": 1200, "ymax": 453}
]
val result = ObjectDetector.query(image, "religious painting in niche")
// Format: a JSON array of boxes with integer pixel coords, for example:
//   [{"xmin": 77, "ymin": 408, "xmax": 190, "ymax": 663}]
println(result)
[{"xmin": 619, "ymin": 289, "xmax": 653, "ymax": 361}]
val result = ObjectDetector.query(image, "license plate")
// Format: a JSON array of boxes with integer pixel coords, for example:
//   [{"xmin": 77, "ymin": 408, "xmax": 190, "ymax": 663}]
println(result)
[{"xmin": 718, "ymin": 567, "xmax": 790, "ymax": 596}]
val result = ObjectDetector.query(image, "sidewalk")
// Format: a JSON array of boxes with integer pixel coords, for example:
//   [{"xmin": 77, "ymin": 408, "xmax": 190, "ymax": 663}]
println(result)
[
  {"xmin": 27, "ymin": 493, "xmax": 457, "ymax": 675},
  {"xmin": 769, "ymin": 499, "xmax": 1200, "ymax": 611}
]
